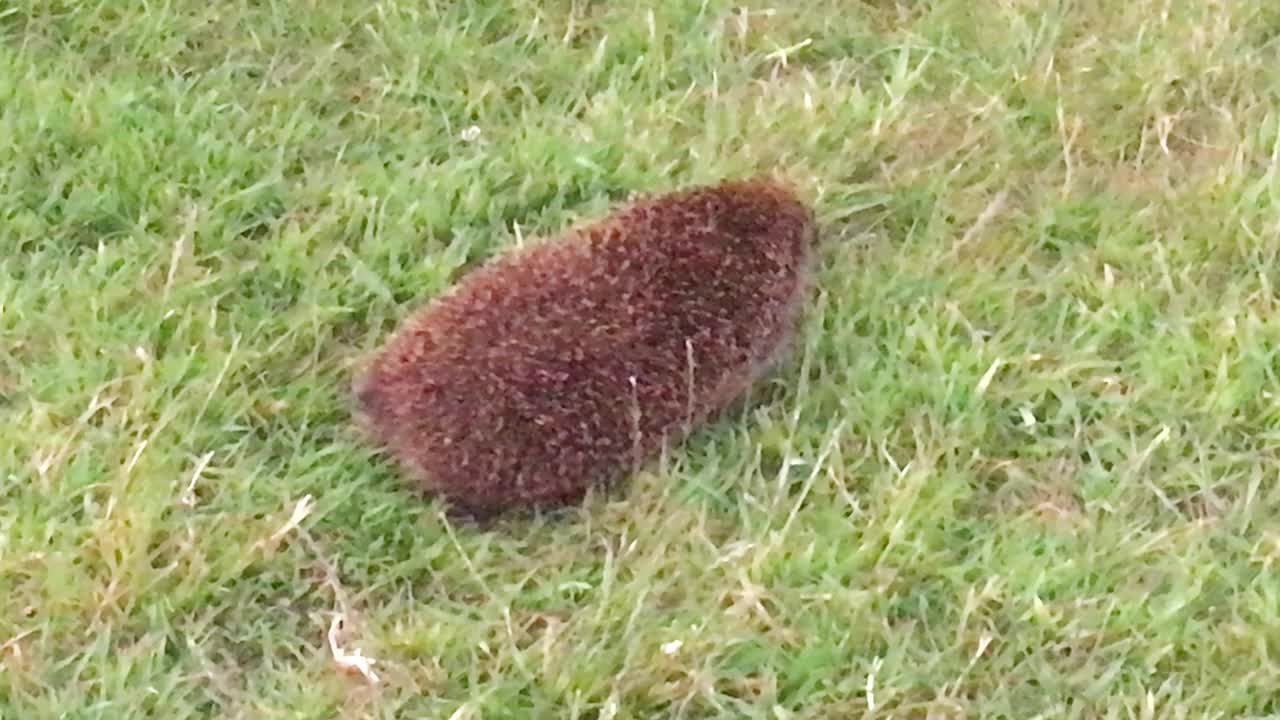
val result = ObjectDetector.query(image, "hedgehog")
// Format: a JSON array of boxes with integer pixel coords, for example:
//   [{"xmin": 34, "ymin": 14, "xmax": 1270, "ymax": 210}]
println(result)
[{"xmin": 353, "ymin": 177, "xmax": 818, "ymax": 518}]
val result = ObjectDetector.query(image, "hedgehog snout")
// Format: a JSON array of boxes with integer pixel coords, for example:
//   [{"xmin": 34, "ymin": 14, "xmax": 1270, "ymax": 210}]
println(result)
[{"xmin": 353, "ymin": 370, "xmax": 383, "ymax": 416}]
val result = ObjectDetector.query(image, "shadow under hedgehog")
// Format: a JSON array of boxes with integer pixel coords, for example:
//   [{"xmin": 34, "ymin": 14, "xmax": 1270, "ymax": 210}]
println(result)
[{"xmin": 353, "ymin": 177, "xmax": 818, "ymax": 519}]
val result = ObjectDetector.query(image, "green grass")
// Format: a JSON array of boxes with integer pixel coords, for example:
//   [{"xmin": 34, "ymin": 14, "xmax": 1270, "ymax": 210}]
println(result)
[{"xmin": 3, "ymin": 0, "xmax": 1280, "ymax": 717}]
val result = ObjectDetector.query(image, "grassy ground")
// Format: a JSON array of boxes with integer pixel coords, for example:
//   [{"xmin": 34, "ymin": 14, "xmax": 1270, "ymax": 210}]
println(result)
[{"xmin": 3, "ymin": 0, "xmax": 1280, "ymax": 717}]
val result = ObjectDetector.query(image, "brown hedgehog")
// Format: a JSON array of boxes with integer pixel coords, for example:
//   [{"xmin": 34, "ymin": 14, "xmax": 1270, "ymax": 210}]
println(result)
[{"xmin": 353, "ymin": 177, "xmax": 817, "ymax": 518}]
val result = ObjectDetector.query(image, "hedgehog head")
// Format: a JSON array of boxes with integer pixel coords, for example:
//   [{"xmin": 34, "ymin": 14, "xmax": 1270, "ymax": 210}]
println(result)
[
  {"xmin": 352, "ymin": 367, "xmax": 383, "ymax": 418},
  {"xmin": 350, "ymin": 363, "xmax": 393, "ymax": 446}
]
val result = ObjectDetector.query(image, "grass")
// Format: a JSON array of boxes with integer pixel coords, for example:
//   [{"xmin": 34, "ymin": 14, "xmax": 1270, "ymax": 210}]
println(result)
[{"xmin": 3, "ymin": 0, "xmax": 1280, "ymax": 717}]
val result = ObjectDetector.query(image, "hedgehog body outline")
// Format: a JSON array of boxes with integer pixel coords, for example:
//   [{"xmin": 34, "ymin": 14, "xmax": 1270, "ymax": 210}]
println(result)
[{"xmin": 355, "ymin": 177, "xmax": 818, "ymax": 518}]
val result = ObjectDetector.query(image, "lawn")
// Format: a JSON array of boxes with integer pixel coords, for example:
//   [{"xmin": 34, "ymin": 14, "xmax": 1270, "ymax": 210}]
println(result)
[{"xmin": 3, "ymin": 0, "xmax": 1280, "ymax": 717}]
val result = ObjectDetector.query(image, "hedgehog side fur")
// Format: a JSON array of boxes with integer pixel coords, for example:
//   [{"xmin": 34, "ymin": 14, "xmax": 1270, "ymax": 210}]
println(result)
[{"xmin": 354, "ymin": 177, "xmax": 818, "ymax": 518}]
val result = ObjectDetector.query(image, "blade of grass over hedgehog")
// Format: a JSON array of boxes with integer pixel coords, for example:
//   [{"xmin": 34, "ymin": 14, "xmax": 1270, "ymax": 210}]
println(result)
[{"xmin": 355, "ymin": 178, "xmax": 817, "ymax": 518}]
